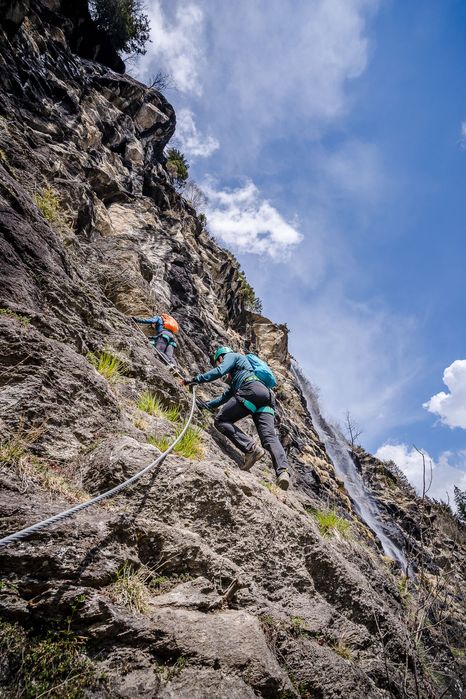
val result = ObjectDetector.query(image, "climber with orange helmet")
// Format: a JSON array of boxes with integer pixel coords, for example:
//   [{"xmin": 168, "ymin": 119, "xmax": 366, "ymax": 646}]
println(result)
[
  {"xmin": 132, "ymin": 312, "xmax": 179, "ymax": 364},
  {"xmin": 183, "ymin": 346, "xmax": 290, "ymax": 490}
]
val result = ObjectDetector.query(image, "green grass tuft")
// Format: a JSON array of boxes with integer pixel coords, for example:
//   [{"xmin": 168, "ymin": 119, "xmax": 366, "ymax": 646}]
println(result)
[
  {"xmin": 155, "ymin": 655, "xmax": 187, "ymax": 681},
  {"xmin": 34, "ymin": 187, "xmax": 61, "ymax": 224},
  {"xmin": 87, "ymin": 350, "xmax": 126, "ymax": 383},
  {"xmin": 309, "ymin": 508, "xmax": 351, "ymax": 538},
  {"xmin": 291, "ymin": 616, "xmax": 306, "ymax": 632},
  {"xmin": 148, "ymin": 435, "xmax": 170, "ymax": 451},
  {"xmin": 260, "ymin": 480, "xmax": 281, "ymax": 496},
  {"xmin": 148, "ymin": 425, "xmax": 203, "ymax": 460},
  {"xmin": 0, "ymin": 307, "xmax": 30, "ymax": 325},
  {"xmin": 137, "ymin": 392, "xmax": 180, "ymax": 422},
  {"xmin": 398, "ymin": 574, "xmax": 409, "ymax": 598},
  {"xmin": 0, "ymin": 436, "xmax": 26, "ymax": 465},
  {"xmin": 260, "ymin": 614, "xmax": 279, "ymax": 628},
  {"xmin": 0, "ymin": 621, "xmax": 104, "ymax": 698}
]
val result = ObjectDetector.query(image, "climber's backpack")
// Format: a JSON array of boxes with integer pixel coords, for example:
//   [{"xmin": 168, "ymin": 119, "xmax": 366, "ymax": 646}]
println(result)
[
  {"xmin": 246, "ymin": 353, "xmax": 277, "ymax": 388},
  {"xmin": 161, "ymin": 313, "xmax": 179, "ymax": 334}
]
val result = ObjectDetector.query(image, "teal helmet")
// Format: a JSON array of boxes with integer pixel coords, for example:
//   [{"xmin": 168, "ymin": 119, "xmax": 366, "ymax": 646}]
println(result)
[{"xmin": 212, "ymin": 346, "xmax": 234, "ymax": 365}]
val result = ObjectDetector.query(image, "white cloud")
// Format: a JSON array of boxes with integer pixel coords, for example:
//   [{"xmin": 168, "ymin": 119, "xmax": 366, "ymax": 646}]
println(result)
[
  {"xmin": 175, "ymin": 109, "xmax": 219, "ymax": 159},
  {"xmin": 207, "ymin": 0, "xmax": 376, "ymax": 127},
  {"xmin": 285, "ymin": 289, "xmax": 421, "ymax": 445},
  {"xmin": 203, "ymin": 180, "xmax": 302, "ymax": 259},
  {"xmin": 375, "ymin": 443, "xmax": 466, "ymax": 506},
  {"xmin": 136, "ymin": 2, "xmax": 205, "ymax": 96},
  {"xmin": 135, "ymin": 0, "xmax": 378, "ymax": 160},
  {"xmin": 317, "ymin": 141, "xmax": 383, "ymax": 201},
  {"xmin": 460, "ymin": 122, "xmax": 466, "ymax": 148},
  {"xmin": 423, "ymin": 360, "xmax": 466, "ymax": 429}
]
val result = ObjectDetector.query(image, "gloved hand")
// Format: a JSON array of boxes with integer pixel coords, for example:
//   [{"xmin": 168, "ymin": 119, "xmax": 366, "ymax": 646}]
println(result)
[
  {"xmin": 182, "ymin": 377, "xmax": 196, "ymax": 386},
  {"xmin": 196, "ymin": 398, "xmax": 212, "ymax": 411}
]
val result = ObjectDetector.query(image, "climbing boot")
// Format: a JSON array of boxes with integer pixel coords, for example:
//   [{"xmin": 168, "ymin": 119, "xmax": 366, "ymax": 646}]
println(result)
[
  {"xmin": 276, "ymin": 470, "xmax": 290, "ymax": 491},
  {"xmin": 241, "ymin": 443, "xmax": 265, "ymax": 471}
]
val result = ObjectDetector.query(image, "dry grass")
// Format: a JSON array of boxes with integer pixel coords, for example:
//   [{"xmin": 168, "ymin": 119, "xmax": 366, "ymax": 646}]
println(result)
[
  {"xmin": 330, "ymin": 640, "xmax": 353, "ymax": 661},
  {"xmin": 0, "ymin": 431, "xmax": 89, "ymax": 502},
  {"xmin": 107, "ymin": 562, "xmax": 153, "ymax": 614}
]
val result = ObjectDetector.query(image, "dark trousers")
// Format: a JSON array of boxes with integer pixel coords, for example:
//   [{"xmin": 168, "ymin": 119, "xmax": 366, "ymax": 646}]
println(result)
[
  {"xmin": 214, "ymin": 381, "xmax": 288, "ymax": 476},
  {"xmin": 153, "ymin": 333, "xmax": 176, "ymax": 365}
]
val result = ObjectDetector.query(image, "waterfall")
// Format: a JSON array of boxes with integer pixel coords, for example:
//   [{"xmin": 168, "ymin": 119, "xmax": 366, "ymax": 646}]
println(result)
[{"xmin": 292, "ymin": 360, "xmax": 408, "ymax": 570}]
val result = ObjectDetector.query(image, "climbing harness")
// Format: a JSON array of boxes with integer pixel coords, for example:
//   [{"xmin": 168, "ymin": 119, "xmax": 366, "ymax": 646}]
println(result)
[
  {"xmin": 0, "ymin": 386, "xmax": 197, "ymax": 549},
  {"xmin": 241, "ymin": 399, "xmax": 275, "ymax": 415},
  {"xmin": 153, "ymin": 332, "xmax": 177, "ymax": 348},
  {"xmin": 240, "ymin": 376, "xmax": 275, "ymax": 415},
  {"xmin": 133, "ymin": 318, "xmax": 183, "ymax": 378}
]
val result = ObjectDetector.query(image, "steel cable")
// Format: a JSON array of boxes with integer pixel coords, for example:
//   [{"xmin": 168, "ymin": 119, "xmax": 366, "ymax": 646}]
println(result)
[{"xmin": 0, "ymin": 386, "xmax": 197, "ymax": 549}]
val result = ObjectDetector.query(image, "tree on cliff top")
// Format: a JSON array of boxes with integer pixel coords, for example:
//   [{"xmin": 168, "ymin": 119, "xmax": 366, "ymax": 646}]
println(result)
[
  {"xmin": 166, "ymin": 148, "xmax": 189, "ymax": 185},
  {"xmin": 454, "ymin": 485, "xmax": 466, "ymax": 522},
  {"xmin": 89, "ymin": 0, "xmax": 150, "ymax": 55}
]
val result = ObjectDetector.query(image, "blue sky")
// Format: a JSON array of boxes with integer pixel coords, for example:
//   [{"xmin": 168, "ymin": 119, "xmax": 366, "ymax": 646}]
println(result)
[{"xmin": 133, "ymin": 0, "xmax": 466, "ymax": 505}]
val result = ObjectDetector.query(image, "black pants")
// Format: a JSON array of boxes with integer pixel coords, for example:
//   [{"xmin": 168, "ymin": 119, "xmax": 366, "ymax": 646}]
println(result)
[{"xmin": 214, "ymin": 381, "xmax": 288, "ymax": 476}]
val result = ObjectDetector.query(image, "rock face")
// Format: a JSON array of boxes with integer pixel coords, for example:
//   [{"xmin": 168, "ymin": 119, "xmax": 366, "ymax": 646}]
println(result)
[{"xmin": 0, "ymin": 3, "xmax": 465, "ymax": 698}]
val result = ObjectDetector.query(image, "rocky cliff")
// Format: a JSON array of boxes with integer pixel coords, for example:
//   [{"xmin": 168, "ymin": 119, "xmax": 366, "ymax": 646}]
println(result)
[{"xmin": 0, "ymin": 3, "xmax": 465, "ymax": 698}]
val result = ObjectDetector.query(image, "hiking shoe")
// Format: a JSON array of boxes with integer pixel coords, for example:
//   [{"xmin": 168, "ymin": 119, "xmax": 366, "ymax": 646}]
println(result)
[
  {"xmin": 241, "ymin": 443, "xmax": 265, "ymax": 471},
  {"xmin": 276, "ymin": 470, "xmax": 290, "ymax": 491}
]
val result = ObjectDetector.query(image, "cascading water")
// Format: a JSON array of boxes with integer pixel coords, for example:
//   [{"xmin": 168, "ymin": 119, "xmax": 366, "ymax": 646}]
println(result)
[{"xmin": 292, "ymin": 360, "xmax": 408, "ymax": 570}]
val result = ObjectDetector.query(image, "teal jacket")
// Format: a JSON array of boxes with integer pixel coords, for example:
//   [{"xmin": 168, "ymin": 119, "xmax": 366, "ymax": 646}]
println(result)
[{"xmin": 192, "ymin": 352, "xmax": 256, "ymax": 409}]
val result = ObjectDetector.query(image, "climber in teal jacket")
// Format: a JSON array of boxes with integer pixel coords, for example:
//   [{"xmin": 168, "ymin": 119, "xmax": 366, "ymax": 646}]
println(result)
[
  {"xmin": 192, "ymin": 350, "xmax": 256, "ymax": 410},
  {"xmin": 184, "ymin": 346, "xmax": 290, "ymax": 490}
]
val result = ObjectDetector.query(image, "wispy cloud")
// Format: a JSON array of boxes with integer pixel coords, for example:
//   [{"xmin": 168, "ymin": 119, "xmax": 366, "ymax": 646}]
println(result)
[
  {"xmin": 423, "ymin": 359, "xmax": 466, "ymax": 429},
  {"xmin": 316, "ymin": 141, "xmax": 384, "ymax": 202},
  {"xmin": 135, "ymin": 0, "xmax": 378, "ymax": 159},
  {"xmin": 203, "ymin": 180, "xmax": 302, "ymax": 259},
  {"xmin": 137, "ymin": 2, "xmax": 205, "ymax": 96},
  {"xmin": 287, "ymin": 289, "xmax": 421, "ymax": 445},
  {"xmin": 174, "ymin": 109, "xmax": 219, "ymax": 159},
  {"xmin": 205, "ymin": 0, "xmax": 377, "ymax": 130},
  {"xmin": 460, "ymin": 121, "xmax": 466, "ymax": 149},
  {"xmin": 375, "ymin": 442, "xmax": 466, "ymax": 506}
]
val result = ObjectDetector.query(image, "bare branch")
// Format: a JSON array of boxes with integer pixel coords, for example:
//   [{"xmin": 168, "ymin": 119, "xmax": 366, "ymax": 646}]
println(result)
[
  {"xmin": 148, "ymin": 71, "xmax": 176, "ymax": 91},
  {"xmin": 344, "ymin": 410, "xmax": 363, "ymax": 451}
]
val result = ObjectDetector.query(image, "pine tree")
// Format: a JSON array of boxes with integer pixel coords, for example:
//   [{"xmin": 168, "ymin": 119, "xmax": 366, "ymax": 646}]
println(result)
[
  {"xmin": 454, "ymin": 485, "xmax": 466, "ymax": 522},
  {"xmin": 166, "ymin": 148, "xmax": 189, "ymax": 185},
  {"xmin": 90, "ymin": 0, "xmax": 150, "ymax": 55}
]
